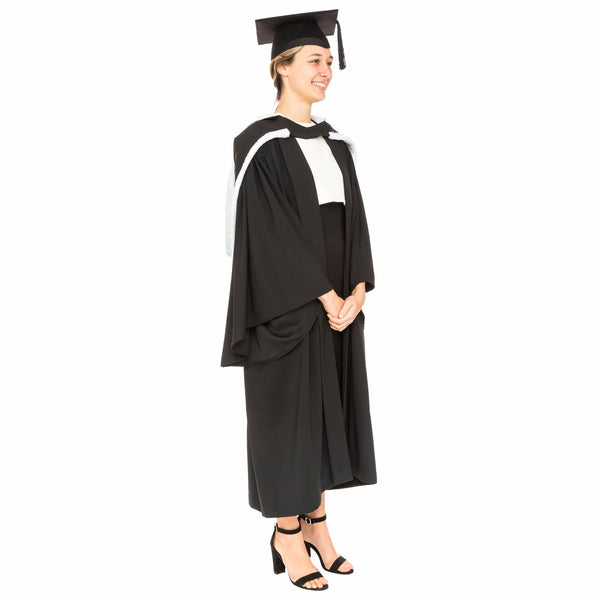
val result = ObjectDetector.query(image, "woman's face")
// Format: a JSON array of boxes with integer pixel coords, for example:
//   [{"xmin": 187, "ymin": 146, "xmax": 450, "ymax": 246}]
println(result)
[{"xmin": 278, "ymin": 45, "xmax": 334, "ymax": 103}]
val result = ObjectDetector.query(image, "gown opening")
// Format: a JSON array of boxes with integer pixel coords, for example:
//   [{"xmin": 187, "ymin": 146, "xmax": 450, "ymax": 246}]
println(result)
[{"xmin": 319, "ymin": 200, "xmax": 346, "ymax": 394}]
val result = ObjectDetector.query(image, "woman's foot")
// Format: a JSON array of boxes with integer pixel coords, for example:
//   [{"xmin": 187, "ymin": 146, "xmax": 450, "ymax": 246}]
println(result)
[
  {"xmin": 273, "ymin": 527, "xmax": 329, "ymax": 589},
  {"xmin": 300, "ymin": 512, "xmax": 354, "ymax": 573}
]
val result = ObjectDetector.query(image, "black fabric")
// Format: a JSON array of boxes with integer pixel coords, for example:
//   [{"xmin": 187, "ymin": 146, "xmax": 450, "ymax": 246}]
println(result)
[
  {"xmin": 221, "ymin": 115, "xmax": 376, "ymax": 518},
  {"xmin": 320, "ymin": 201, "xmax": 345, "ymax": 392},
  {"xmin": 233, "ymin": 116, "xmax": 334, "ymax": 179}
]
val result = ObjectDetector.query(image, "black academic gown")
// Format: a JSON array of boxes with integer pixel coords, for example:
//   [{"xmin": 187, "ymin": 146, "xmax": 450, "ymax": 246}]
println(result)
[{"xmin": 221, "ymin": 114, "xmax": 376, "ymax": 518}]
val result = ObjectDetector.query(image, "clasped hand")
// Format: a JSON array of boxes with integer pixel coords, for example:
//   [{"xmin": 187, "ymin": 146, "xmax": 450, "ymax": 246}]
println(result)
[{"xmin": 320, "ymin": 288, "xmax": 365, "ymax": 332}]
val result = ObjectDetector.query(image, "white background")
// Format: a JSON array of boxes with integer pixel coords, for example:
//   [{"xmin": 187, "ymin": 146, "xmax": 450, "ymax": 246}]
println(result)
[{"xmin": 1, "ymin": 1, "xmax": 599, "ymax": 598}]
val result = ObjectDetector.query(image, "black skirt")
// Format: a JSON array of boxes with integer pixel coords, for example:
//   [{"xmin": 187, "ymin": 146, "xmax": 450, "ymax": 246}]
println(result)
[
  {"xmin": 244, "ymin": 200, "xmax": 370, "ymax": 517},
  {"xmin": 319, "ymin": 201, "xmax": 346, "ymax": 393}
]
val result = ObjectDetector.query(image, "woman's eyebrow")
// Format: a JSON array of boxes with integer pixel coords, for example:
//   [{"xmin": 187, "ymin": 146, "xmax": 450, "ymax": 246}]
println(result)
[{"xmin": 307, "ymin": 53, "xmax": 334, "ymax": 59}]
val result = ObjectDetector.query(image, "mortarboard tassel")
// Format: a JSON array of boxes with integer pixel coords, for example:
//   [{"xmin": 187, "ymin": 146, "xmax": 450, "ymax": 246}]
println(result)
[{"xmin": 336, "ymin": 19, "xmax": 346, "ymax": 70}]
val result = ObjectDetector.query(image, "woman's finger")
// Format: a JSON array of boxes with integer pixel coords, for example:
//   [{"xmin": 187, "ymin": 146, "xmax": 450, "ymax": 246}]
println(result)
[
  {"xmin": 329, "ymin": 310, "xmax": 357, "ymax": 326},
  {"xmin": 328, "ymin": 307, "xmax": 357, "ymax": 322},
  {"xmin": 328, "ymin": 315, "xmax": 357, "ymax": 330}
]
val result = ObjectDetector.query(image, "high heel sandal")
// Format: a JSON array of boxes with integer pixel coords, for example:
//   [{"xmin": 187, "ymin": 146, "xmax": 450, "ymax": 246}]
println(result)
[
  {"xmin": 270, "ymin": 521, "xmax": 329, "ymax": 591},
  {"xmin": 298, "ymin": 513, "xmax": 354, "ymax": 575}
]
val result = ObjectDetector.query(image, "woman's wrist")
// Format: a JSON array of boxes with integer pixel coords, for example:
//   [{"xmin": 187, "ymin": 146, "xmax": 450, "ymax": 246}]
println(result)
[
  {"xmin": 352, "ymin": 282, "xmax": 366, "ymax": 295},
  {"xmin": 318, "ymin": 288, "xmax": 336, "ymax": 304},
  {"xmin": 351, "ymin": 282, "xmax": 366, "ymax": 310}
]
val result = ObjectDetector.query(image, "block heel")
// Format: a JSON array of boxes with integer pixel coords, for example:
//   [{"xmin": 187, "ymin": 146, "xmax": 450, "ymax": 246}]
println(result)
[{"xmin": 270, "ymin": 535, "xmax": 286, "ymax": 574}]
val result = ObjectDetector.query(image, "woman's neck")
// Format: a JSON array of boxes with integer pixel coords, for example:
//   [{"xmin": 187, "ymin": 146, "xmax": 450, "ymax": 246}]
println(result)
[{"xmin": 274, "ymin": 102, "xmax": 313, "ymax": 124}]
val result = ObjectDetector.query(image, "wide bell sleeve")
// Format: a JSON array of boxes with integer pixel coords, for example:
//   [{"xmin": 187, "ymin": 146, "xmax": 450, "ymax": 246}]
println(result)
[
  {"xmin": 221, "ymin": 140, "xmax": 334, "ymax": 368},
  {"xmin": 346, "ymin": 146, "xmax": 375, "ymax": 294}
]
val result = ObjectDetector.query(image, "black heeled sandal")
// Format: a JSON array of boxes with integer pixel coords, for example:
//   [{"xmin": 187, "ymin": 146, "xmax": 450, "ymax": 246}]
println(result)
[
  {"xmin": 298, "ymin": 513, "xmax": 354, "ymax": 575},
  {"xmin": 270, "ymin": 521, "xmax": 329, "ymax": 591}
]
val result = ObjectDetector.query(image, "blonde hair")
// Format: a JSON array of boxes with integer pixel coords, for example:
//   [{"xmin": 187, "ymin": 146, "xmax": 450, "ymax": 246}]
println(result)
[{"xmin": 269, "ymin": 46, "xmax": 304, "ymax": 103}]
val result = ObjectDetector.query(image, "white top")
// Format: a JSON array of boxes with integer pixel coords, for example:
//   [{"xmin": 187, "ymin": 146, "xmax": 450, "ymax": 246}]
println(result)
[{"xmin": 275, "ymin": 113, "xmax": 345, "ymax": 206}]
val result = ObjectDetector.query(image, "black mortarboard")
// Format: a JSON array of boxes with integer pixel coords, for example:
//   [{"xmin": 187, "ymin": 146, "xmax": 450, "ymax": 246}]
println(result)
[{"xmin": 255, "ymin": 8, "xmax": 346, "ymax": 70}]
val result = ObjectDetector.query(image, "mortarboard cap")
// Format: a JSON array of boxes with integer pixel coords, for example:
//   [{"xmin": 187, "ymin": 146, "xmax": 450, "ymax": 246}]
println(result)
[{"xmin": 255, "ymin": 8, "xmax": 346, "ymax": 70}]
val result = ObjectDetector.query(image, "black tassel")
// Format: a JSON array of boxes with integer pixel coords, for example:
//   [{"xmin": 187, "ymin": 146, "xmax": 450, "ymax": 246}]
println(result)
[{"xmin": 336, "ymin": 19, "xmax": 346, "ymax": 70}]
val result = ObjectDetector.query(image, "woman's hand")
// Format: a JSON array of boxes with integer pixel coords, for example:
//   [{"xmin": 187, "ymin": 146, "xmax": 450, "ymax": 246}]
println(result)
[
  {"xmin": 327, "ymin": 283, "xmax": 366, "ymax": 332},
  {"xmin": 319, "ymin": 289, "xmax": 345, "ymax": 322}
]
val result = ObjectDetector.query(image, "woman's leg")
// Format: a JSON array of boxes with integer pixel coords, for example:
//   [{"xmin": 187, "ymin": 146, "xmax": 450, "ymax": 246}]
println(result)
[
  {"xmin": 273, "ymin": 515, "xmax": 329, "ymax": 589},
  {"xmin": 300, "ymin": 492, "xmax": 354, "ymax": 572}
]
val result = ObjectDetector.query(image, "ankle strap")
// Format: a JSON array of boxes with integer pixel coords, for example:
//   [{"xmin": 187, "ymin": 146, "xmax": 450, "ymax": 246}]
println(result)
[
  {"xmin": 274, "ymin": 522, "xmax": 302, "ymax": 535},
  {"xmin": 298, "ymin": 513, "xmax": 327, "ymax": 525}
]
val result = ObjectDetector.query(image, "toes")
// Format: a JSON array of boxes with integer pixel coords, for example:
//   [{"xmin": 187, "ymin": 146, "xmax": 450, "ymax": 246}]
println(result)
[
  {"xmin": 304, "ymin": 578, "xmax": 326, "ymax": 589},
  {"xmin": 341, "ymin": 561, "xmax": 353, "ymax": 571}
]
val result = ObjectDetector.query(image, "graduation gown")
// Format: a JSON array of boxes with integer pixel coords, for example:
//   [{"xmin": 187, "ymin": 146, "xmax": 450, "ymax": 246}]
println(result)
[{"xmin": 220, "ymin": 113, "xmax": 376, "ymax": 518}]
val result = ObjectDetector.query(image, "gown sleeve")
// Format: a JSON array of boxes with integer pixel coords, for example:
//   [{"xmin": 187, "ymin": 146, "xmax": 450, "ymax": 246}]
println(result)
[
  {"xmin": 221, "ymin": 139, "xmax": 334, "ymax": 368},
  {"xmin": 346, "ymin": 145, "xmax": 375, "ymax": 294}
]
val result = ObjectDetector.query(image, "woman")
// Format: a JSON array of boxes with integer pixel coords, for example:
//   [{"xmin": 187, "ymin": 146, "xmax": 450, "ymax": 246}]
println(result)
[{"xmin": 221, "ymin": 9, "xmax": 377, "ymax": 591}]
